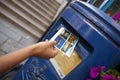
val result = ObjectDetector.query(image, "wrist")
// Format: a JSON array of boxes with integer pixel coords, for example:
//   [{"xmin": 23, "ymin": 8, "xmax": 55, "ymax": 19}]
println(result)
[
  {"xmin": 26, "ymin": 44, "xmax": 37, "ymax": 57},
  {"xmin": 29, "ymin": 43, "xmax": 42, "ymax": 56}
]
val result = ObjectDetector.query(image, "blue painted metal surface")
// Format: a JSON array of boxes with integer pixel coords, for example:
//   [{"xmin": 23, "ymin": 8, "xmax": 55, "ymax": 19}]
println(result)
[
  {"xmin": 14, "ymin": 57, "xmax": 60, "ymax": 80},
  {"xmin": 14, "ymin": 1, "xmax": 120, "ymax": 80}
]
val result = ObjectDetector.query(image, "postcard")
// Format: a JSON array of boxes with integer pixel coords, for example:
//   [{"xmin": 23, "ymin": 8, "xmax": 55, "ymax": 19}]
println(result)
[
  {"xmin": 50, "ymin": 26, "xmax": 79, "ymax": 57},
  {"xmin": 49, "ymin": 25, "xmax": 82, "ymax": 79}
]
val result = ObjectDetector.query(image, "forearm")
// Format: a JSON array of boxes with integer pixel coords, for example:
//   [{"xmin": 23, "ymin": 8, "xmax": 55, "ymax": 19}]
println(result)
[
  {"xmin": 0, "ymin": 41, "xmax": 58, "ymax": 76},
  {"xmin": 0, "ymin": 45, "xmax": 34, "ymax": 75}
]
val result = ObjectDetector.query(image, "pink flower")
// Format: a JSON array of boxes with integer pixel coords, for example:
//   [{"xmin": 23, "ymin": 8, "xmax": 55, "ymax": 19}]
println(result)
[
  {"xmin": 90, "ymin": 66, "xmax": 105, "ymax": 78},
  {"xmin": 101, "ymin": 74, "xmax": 116, "ymax": 80},
  {"xmin": 117, "ymin": 76, "xmax": 120, "ymax": 80},
  {"xmin": 112, "ymin": 12, "xmax": 120, "ymax": 21}
]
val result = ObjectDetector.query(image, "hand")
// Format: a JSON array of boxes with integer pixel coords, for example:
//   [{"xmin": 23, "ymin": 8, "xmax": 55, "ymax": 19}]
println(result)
[{"xmin": 32, "ymin": 41, "xmax": 58, "ymax": 59}]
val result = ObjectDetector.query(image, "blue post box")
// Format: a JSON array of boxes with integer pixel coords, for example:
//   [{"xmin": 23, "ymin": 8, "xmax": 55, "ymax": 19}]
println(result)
[{"xmin": 14, "ymin": 1, "xmax": 120, "ymax": 80}]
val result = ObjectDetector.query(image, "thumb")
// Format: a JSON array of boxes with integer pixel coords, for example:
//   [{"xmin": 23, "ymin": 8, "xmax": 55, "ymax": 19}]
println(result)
[
  {"xmin": 48, "ymin": 41, "xmax": 56, "ymax": 47},
  {"xmin": 49, "ymin": 41, "xmax": 58, "ymax": 57}
]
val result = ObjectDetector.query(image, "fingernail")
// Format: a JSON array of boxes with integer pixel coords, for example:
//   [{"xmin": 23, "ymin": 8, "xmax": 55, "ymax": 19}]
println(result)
[
  {"xmin": 54, "ymin": 41, "xmax": 56, "ymax": 44},
  {"xmin": 45, "ymin": 39, "xmax": 48, "ymax": 41}
]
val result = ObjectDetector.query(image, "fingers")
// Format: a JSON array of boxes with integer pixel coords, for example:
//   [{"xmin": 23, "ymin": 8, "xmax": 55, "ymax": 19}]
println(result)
[
  {"xmin": 45, "ymin": 39, "xmax": 56, "ymax": 46},
  {"xmin": 47, "ymin": 40, "xmax": 56, "ymax": 47},
  {"xmin": 51, "ymin": 41, "xmax": 56, "ymax": 46},
  {"xmin": 48, "ymin": 41, "xmax": 58, "ymax": 57},
  {"xmin": 50, "ymin": 41, "xmax": 58, "ymax": 54},
  {"xmin": 39, "ymin": 40, "xmax": 58, "ymax": 58},
  {"xmin": 54, "ymin": 48, "xmax": 58, "ymax": 56},
  {"xmin": 50, "ymin": 48, "xmax": 58, "ymax": 58}
]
